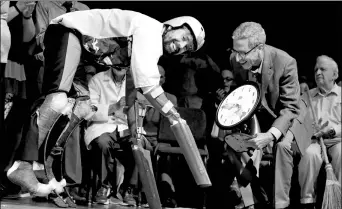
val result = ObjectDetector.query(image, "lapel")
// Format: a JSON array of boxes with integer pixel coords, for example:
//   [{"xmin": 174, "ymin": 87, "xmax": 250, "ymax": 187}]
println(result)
[
  {"xmin": 260, "ymin": 45, "xmax": 277, "ymax": 118},
  {"xmin": 261, "ymin": 45, "xmax": 274, "ymax": 98}
]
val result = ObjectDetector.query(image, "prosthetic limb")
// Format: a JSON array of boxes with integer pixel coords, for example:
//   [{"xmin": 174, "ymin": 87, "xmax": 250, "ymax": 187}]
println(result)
[
  {"xmin": 7, "ymin": 93, "xmax": 68, "ymax": 197},
  {"xmin": 143, "ymin": 86, "xmax": 211, "ymax": 187},
  {"xmin": 125, "ymin": 96, "xmax": 162, "ymax": 209},
  {"xmin": 44, "ymin": 96, "xmax": 97, "ymax": 207}
]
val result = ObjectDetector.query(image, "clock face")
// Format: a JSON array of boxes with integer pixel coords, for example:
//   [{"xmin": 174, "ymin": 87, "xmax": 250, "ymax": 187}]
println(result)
[{"xmin": 216, "ymin": 83, "xmax": 260, "ymax": 129}]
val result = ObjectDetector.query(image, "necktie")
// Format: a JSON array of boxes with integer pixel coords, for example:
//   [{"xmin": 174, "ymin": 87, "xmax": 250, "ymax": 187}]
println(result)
[{"xmin": 247, "ymin": 70, "xmax": 261, "ymax": 84}]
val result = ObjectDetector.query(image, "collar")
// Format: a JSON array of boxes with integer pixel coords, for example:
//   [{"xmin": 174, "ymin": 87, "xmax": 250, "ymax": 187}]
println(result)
[
  {"xmin": 251, "ymin": 58, "xmax": 263, "ymax": 74},
  {"xmin": 250, "ymin": 48, "xmax": 264, "ymax": 74},
  {"xmin": 103, "ymin": 69, "xmax": 126, "ymax": 83},
  {"xmin": 312, "ymin": 83, "xmax": 341, "ymax": 97}
]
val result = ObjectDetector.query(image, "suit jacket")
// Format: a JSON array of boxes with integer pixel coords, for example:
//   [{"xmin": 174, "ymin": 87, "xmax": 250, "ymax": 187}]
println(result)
[{"xmin": 230, "ymin": 44, "xmax": 311, "ymax": 155}]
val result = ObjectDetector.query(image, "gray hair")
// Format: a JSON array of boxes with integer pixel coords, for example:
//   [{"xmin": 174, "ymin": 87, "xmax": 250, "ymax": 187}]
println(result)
[
  {"xmin": 232, "ymin": 22, "xmax": 266, "ymax": 48},
  {"xmin": 316, "ymin": 55, "xmax": 339, "ymax": 75}
]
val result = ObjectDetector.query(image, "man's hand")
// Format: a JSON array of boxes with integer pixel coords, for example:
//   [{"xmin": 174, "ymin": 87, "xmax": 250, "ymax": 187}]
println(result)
[
  {"xmin": 248, "ymin": 132, "xmax": 274, "ymax": 150},
  {"xmin": 108, "ymin": 97, "xmax": 126, "ymax": 116},
  {"xmin": 16, "ymin": 1, "xmax": 35, "ymax": 13},
  {"xmin": 216, "ymin": 88, "xmax": 227, "ymax": 102},
  {"xmin": 22, "ymin": 1, "xmax": 35, "ymax": 18},
  {"xmin": 312, "ymin": 118, "xmax": 328, "ymax": 133},
  {"xmin": 312, "ymin": 118, "xmax": 335, "ymax": 139}
]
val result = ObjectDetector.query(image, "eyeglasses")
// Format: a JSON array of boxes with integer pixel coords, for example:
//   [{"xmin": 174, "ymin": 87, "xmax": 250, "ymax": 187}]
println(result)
[
  {"xmin": 229, "ymin": 44, "xmax": 262, "ymax": 60},
  {"xmin": 223, "ymin": 77, "xmax": 234, "ymax": 82}
]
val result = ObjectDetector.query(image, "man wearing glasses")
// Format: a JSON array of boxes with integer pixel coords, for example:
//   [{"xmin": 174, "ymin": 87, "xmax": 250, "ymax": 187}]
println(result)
[
  {"xmin": 215, "ymin": 69, "xmax": 235, "ymax": 103},
  {"xmin": 226, "ymin": 22, "xmax": 313, "ymax": 209}
]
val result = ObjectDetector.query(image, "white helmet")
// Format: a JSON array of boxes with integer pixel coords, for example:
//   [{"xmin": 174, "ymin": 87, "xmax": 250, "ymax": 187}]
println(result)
[{"xmin": 163, "ymin": 16, "xmax": 205, "ymax": 52}]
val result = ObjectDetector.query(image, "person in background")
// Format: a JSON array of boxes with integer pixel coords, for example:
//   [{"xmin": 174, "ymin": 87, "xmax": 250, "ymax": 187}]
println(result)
[
  {"xmin": 0, "ymin": 0, "xmax": 36, "ymax": 198},
  {"xmin": 85, "ymin": 66, "xmax": 139, "ymax": 206},
  {"xmin": 215, "ymin": 68, "xmax": 235, "ymax": 103},
  {"xmin": 298, "ymin": 55, "xmax": 341, "ymax": 209},
  {"xmin": 299, "ymin": 76, "xmax": 310, "ymax": 96}
]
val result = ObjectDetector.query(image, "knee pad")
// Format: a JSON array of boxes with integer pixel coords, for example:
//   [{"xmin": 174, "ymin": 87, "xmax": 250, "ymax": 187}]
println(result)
[
  {"xmin": 37, "ymin": 93, "xmax": 68, "ymax": 148},
  {"xmin": 42, "ymin": 92, "xmax": 68, "ymax": 113}
]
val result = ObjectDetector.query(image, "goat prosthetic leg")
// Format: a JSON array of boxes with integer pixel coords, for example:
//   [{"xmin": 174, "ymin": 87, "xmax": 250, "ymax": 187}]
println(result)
[{"xmin": 44, "ymin": 96, "xmax": 96, "ymax": 207}]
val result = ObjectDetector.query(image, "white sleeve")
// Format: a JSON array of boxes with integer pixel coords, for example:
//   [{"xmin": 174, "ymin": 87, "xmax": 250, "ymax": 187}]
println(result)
[
  {"xmin": 88, "ymin": 76, "xmax": 110, "ymax": 122},
  {"xmin": 130, "ymin": 17, "xmax": 163, "ymax": 89}
]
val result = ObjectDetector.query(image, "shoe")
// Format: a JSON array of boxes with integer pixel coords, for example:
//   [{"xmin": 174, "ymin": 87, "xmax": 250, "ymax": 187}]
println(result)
[
  {"xmin": 123, "ymin": 186, "xmax": 136, "ymax": 206},
  {"xmin": 141, "ymin": 203, "xmax": 150, "ymax": 208},
  {"xmin": 235, "ymin": 201, "xmax": 245, "ymax": 209},
  {"xmin": 95, "ymin": 185, "xmax": 111, "ymax": 205},
  {"xmin": 163, "ymin": 197, "xmax": 177, "ymax": 208},
  {"xmin": 110, "ymin": 196, "xmax": 125, "ymax": 205},
  {"xmin": 67, "ymin": 186, "xmax": 87, "ymax": 204}
]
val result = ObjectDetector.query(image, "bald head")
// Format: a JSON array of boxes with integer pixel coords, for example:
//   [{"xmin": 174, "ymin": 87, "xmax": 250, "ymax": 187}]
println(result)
[
  {"xmin": 316, "ymin": 55, "xmax": 338, "ymax": 73},
  {"xmin": 314, "ymin": 55, "xmax": 339, "ymax": 91}
]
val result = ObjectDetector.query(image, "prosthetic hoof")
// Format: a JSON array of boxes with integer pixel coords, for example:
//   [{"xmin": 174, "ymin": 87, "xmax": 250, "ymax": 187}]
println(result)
[
  {"xmin": 52, "ymin": 196, "xmax": 69, "ymax": 208},
  {"xmin": 65, "ymin": 196, "xmax": 77, "ymax": 208},
  {"xmin": 7, "ymin": 161, "xmax": 54, "ymax": 197},
  {"xmin": 49, "ymin": 178, "xmax": 67, "ymax": 194}
]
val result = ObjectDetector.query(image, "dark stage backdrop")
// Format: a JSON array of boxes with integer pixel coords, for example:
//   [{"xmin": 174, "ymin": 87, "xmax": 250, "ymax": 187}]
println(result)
[{"xmin": 82, "ymin": 1, "xmax": 342, "ymax": 84}]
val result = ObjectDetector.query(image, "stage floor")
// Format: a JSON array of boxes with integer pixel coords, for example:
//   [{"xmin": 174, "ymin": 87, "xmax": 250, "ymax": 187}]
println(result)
[
  {"xmin": 1, "ymin": 197, "xmax": 130, "ymax": 209},
  {"xmin": 0, "ymin": 197, "xmax": 193, "ymax": 209}
]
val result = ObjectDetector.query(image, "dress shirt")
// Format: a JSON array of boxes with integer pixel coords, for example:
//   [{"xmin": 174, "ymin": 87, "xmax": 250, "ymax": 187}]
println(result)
[{"xmin": 310, "ymin": 84, "xmax": 341, "ymax": 138}]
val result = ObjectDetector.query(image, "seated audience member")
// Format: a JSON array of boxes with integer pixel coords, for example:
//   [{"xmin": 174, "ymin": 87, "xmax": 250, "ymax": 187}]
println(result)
[
  {"xmin": 298, "ymin": 55, "xmax": 341, "ymax": 209},
  {"xmin": 215, "ymin": 68, "xmax": 236, "ymax": 103},
  {"xmin": 299, "ymin": 76, "xmax": 310, "ymax": 96},
  {"xmin": 85, "ymin": 66, "xmax": 136, "ymax": 206},
  {"xmin": 211, "ymin": 68, "xmax": 235, "ymax": 141}
]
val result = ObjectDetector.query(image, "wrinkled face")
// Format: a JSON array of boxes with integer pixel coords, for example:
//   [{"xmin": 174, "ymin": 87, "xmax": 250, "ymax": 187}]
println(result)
[
  {"xmin": 232, "ymin": 38, "xmax": 262, "ymax": 70},
  {"xmin": 163, "ymin": 26, "xmax": 194, "ymax": 55},
  {"xmin": 314, "ymin": 58, "xmax": 337, "ymax": 89},
  {"xmin": 158, "ymin": 65, "xmax": 166, "ymax": 86},
  {"xmin": 221, "ymin": 70, "xmax": 234, "ymax": 93}
]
